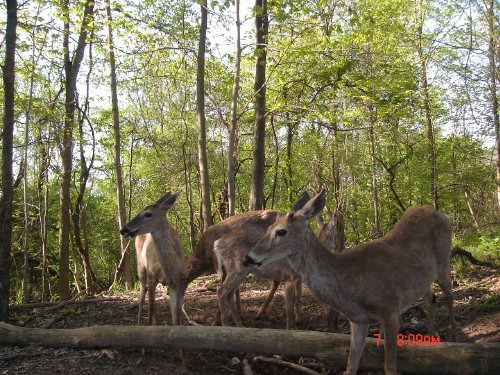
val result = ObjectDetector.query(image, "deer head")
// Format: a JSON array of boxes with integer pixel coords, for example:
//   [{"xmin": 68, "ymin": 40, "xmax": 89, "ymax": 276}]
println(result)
[
  {"xmin": 120, "ymin": 192, "xmax": 180, "ymax": 238},
  {"xmin": 244, "ymin": 189, "xmax": 326, "ymax": 268}
]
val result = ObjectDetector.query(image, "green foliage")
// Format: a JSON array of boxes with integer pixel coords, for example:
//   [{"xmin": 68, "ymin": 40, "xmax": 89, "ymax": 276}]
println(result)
[
  {"xmin": 476, "ymin": 294, "xmax": 500, "ymax": 313},
  {"xmin": 3, "ymin": 0, "xmax": 498, "ymax": 302}
]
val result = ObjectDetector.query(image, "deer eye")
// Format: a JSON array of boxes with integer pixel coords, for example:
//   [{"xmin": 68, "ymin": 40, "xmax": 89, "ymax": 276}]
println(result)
[
  {"xmin": 276, "ymin": 228, "xmax": 287, "ymax": 236},
  {"xmin": 144, "ymin": 212, "xmax": 153, "ymax": 218}
]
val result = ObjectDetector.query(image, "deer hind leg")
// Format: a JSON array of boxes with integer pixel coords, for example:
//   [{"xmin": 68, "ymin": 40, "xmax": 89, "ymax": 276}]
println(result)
[
  {"xmin": 346, "ymin": 321, "xmax": 369, "ymax": 375},
  {"xmin": 423, "ymin": 289, "xmax": 436, "ymax": 336},
  {"xmin": 327, "ymin": 307, "xmax": 341, "ymax": 332},
  {"xmin": 284, "ymin": 280, "xmax": 297, "ymax": 330},
  {"xmin": 235, "ymin": 287, "xmax": 241, "ymax": 317},
  {"xmin": 257, "ymin": 280, "xmax": 280, "ymax": 318},
  {"xmin": 294, "ymin": 279, "xmax": 302, "ymax": 325},
  {"xmin": 436, "ymin": 274, "xmax": 456, "ymax": 341},
  {"xmin": 137, "ymin": 276, "xmax": 147, "ymax": 325},
  {"xmin": 147, "ymin": 279, "xmax": 159, "ymax": 325},
  {"xmin": 381, "ymin": 315, "xmax": 400, "ymax": 375}
]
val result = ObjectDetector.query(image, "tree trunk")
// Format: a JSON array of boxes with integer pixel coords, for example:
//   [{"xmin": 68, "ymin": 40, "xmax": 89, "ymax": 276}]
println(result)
[
  {"xmin": 0, "ymin": 0, "xmax": 17, "ymax": 321},
  {"xmin": 417, "ymin": 0, "xmax": 438, "ymax": 210},
  {"xmin": 0, "ymin": 323, "xmax": 498, "ymax": 375},
  {"xmin": 59, "ymin": 0, "xmax": 95, "ymax": 301},
  {"xmin": 485, "ymin": 0, "xmax": 500, "ymax": 211},
  {"xmin": 368, "ymin": 113, "xmax": 382, "ymax": 237},
  {"xmin": 330, "ymin": 122, "xmax": 345, "ymax": 252},
  {"xmin": 249, "ymin": 0, "xmax": 268, "ymax": 211},
  {"xmin": 228, "ymin": 0, "xmax": 241, "ymax": 217},
  {"xmin": 106, "ymin": 0, "xmax": 133, "ymax": 289},
  {"xmin": 197, "ymin": 0, "xmax": 213, "ymax": 230},
  {"xmin": 72, "ymin": 108, "xmax": 98, "ymax": 292}
]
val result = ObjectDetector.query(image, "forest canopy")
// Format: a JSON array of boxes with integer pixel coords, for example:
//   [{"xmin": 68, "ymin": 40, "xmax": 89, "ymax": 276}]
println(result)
[{"xmin": 0, "ymin": 0, "xmax": 499, "ymax": 304}]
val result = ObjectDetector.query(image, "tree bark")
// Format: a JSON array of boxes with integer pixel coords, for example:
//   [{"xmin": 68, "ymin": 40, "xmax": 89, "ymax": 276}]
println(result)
[
  {"xmin": 0, "ymin": 0, "xmax": 17, "ymax": 321},
  {"xmin": 197, "ymin": 0, "xmax": 213, "ymax": 230},
  {"xmin": 0, "ymin": 323, "xmax": 498, "ymax": 375},
  {"xmin": 485, "ymin": 0, "xmax": 500, "ymax": 211},
  {"xmin": 106, "ymin": 0, "xmax": 133, "ymax": 289},
  {"xmin": 228, "ymin": 0, "xmax": 242, "ymax": 217},
  {"xmin": 417, "ymin": 0, "xmax": 438, "ymax": 210},
  {"xmin": 249, "ymin": 0, "xmax": 268, "ymax": 211},
  {"xmin": 59, "ymin": 0, "xmax": 95, "ymax": 301},
  {"xmin": 368, "ymin": 113, "xmax": 382, "ymax": 237}
]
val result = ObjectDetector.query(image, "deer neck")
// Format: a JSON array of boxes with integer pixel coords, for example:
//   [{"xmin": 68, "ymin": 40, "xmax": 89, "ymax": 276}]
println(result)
[
  {"xmin": 287, "ymin": 232, "xmax": 356, "ymax": 317},
  {"xmin": 149, "ymin": 220, "xmax": 176, "ymax": 280},
  {"xmin": 150, "ymin": 219, "xmax": 171, "ymax": 248}
]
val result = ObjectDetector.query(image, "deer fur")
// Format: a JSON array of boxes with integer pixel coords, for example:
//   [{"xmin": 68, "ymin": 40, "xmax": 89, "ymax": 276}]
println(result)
[
  {"xmin": 244, "ymin": 190, "xmax": 456, "ymax": 375},
  {"xmin": 180, "ymin": 192, "xmax": 311, "ymax": 329},
  {"xmin": 120, "ymin": 192, "xmax": 184, "ymax": 326}
]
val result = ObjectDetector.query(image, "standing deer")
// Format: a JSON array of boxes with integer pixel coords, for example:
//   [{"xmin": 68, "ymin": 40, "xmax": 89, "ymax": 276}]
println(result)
[
  {"xmin": 244, "ymin": 190, "xmax": 456, "ymax": 375},
  {"xmin": 120, "ymin": 192, "xmax": 184, "ymax": 326},
  {"xmin": 180, "ymin": 192, "xmax": 311, "ymax": 329}
]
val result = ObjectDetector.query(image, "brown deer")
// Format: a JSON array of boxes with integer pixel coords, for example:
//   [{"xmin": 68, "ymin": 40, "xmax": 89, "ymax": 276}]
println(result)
[
  {"xmin": 180, "ymin": 192, "xmax": 311, "ymax": 329},
  {"xmin": 120, "ymin": 192, "xmax": 184, "ymax": 326},
  {"xmin": 244, "ymin": 190, "xmax": 456, "ymax": 375}
]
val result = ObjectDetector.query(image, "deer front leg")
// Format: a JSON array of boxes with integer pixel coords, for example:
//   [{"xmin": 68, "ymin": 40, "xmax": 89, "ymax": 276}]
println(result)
[
  {"xmin": 147, "ymin": 279, "xmax": 159, "ymax": 325},
  {"xmin": 217, "ymin": 271, "xmax": 246, "ymax": 327},
  {"xmin": 284, "ymin": 280, "xmax": 297, "ymax": 330},
  {"xmin": 137, "ymin": 276, "xmax": 147, "ymax": 325},
  {"xmin": 345, "ymin": 321, "xmax": 368, "ymax": 375},
  {"xmin": 423, "ymin": 289, "xmax": 436, "ymax": 336},
  {"xmin": 381, "ymin": 315, "xmax": 399, "ymax": 375},
  {"xmin": 257, "ymin": 280, "xmax": 280, "ymax": 318},
  {"xmin": 294, "ymin": 279, "xmax": 302, "ymax": 325},
  {"xmin": 168, "ymin": 286, "xmax": 182, "ymax": 325}
]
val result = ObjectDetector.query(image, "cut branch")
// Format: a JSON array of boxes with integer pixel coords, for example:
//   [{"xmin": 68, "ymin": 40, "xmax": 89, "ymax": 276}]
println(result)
[{"xmin": 0, "ymin": 323, "xmax": 498, "ymax": 375}]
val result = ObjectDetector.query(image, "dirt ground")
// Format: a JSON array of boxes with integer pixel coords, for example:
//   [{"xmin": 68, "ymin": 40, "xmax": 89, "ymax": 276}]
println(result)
[{"xmin": 1, "ymin": 266, "xmax": 499, "ymax": 375}]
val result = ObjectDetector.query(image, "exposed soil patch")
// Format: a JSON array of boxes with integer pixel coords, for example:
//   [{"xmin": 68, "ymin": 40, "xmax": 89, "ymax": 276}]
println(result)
[{"xmin": 1, "ymin": 267, "xmax": 498, "ymax": 374}]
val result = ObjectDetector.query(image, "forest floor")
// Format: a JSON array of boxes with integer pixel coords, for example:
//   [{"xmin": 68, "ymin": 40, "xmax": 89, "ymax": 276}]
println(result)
[{"xmin": 1, "ymin": 265, "xmax": 499, "ymax": 375}]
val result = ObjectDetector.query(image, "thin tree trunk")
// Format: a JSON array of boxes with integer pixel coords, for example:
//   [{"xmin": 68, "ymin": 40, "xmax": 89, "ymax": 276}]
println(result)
[
  {"xmin": 59, "ymin": 0, "xmax": 95, "ymax": 301},
  {"xmin": 330, "ymin": 121, "xmax": 345, "ymax": 252},
  {"xmin": 228, "ymin": 0, "xmax": 241, "ymax": 217},
  {"xmin": 39, "ymin": 138, "xmax": 51, "ymax": 301},
  {"xmin": 485, "ymin": 0, "xmax": 500, "ymax": 211},
  {"xmin": 22, "ymin": 58, "xmax": 36, "ymax": 304},
  {"xmin": 368, "ymin": 112, "xmax": 382, "ymax": 237},
  {"xmin": 72, "ymin": 106, "xmax": 98, "ymax": 292},
  {"xmin": 417, "ymin": 0, "xmax": 438, "ymax": 210},
  {"xmin": 249, "ymin": 0, "xmax": 268, "ymax": 211},
  {"xmin": 285, "ymin": 122, "xmax": 294, "ymax": 203},
  {"xmin": 197, "ymin": 0, "xmax": 213, "ymax": 230},
  {"xmin": 106, "ymin": 0, "xmax": 133, "ymax": 289},
  {"xmin": 0, "ymin": 0, "xmax": 17, "ymax": 321}
]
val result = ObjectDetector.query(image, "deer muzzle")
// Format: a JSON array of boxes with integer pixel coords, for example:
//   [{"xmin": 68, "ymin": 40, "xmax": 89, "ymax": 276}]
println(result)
[{"xmin": 243, "ymin": 254, "xmax": 261, "ymax": 267}]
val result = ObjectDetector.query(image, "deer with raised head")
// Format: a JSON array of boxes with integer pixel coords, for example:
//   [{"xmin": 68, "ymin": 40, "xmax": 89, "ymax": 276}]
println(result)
[
  {"xmin": 244, "ymin": 190, "xmax": 456, "ymax": 375},
  {"xmin": 180, "ymin": 192, "xmax": 311, "ymax": 329},
  {"xmin": 120, "ymin": 192, "xmax": 184, "ymax": 326}
]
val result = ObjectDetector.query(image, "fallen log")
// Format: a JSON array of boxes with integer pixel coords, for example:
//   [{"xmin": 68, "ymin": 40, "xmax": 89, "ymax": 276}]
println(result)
[{"xmin": 0, "ymin": 322, "xmax": 498, "ymax": 374}]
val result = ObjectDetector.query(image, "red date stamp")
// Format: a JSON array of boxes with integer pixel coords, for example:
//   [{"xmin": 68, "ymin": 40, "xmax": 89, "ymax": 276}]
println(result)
[{"xmin": 374, "ymin": 333, "xmax": 441, "ymax": 347}]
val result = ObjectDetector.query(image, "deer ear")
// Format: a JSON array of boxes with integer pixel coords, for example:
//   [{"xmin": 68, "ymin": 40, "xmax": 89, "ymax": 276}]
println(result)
[
  {"xmin": 155, "ymin": 192, "xmax": 171, "ymax": 205},
  {"xmin": 296, "ymin": 188, "xmax": 326, "ymax": 220},
  {"xmin": 291, "ymin": 191, "xmax": 310, "ymax": 212},
  {"xmin": 157, "ymin": 191, "xmax": 179, "ymax": 209}
]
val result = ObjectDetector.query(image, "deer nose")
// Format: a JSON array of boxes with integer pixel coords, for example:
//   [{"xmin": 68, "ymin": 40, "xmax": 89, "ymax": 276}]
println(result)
[
  {"xmin": 243, "ymin": 255, "xmax": 258, "ymax": 267},
  {"xmin": 119, "ymin": 227, "xmax": 129, "ymax": 236}
]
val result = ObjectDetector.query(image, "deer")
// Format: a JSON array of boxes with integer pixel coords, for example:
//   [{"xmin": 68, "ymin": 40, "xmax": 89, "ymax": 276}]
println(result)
[
  {"xmin": 120, "ymin": 192, "xmax": 184, "ymax": 326},
  {"xmin": 244, "ymin": 189, "xmax": 456, "ymax": 375},
  {"xmin": 180, "ymin": 192, "xmax": 311, "ymax": 330}
]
